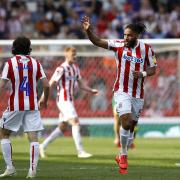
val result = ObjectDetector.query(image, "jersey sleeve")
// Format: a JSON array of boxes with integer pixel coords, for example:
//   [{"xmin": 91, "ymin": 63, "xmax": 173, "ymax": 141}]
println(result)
[
  {"xmin": 39, "ymin": 64, "xmax": 46, "ymax": 79},
  {"xmin": 1, "ymin": 62, "xmax": 9, "ymax": 80},
  {"xmin": 108, "ymin": 39, "xmax": 124, "ymax": 52},
  {"xmin": 51, "ymin": 67, "xmax": 64, "ymax": 82},
  {"xmin": 147, "ymin": 46, "xmax": 157, "ymax": 67},
  {"xmin": 36, "ymin": 62, "xmax": 46, "ymax": 80}
]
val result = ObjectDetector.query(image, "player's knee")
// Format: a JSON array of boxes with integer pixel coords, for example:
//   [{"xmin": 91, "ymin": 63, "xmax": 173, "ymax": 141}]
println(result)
[
  {"xmin": 0, "ymin": 128, "xmax": 11, "ymax": 139},
  {"xmin": 120, "ymin": 114, "xmax": 133, "ymax": 130},
  {"xmin": 59, "ymin": 122, "xmax": 68, "ymax": 132},
  {"xmin": 72, "ymin": 121, "xmax": 79, "ymax": 126},
  {"xmin": 27, "ymin": 132, "xmax": 38, "ymax": 142},
  {"xmin": 122, "ymin": 120, "xmax": 132, "ymax": 130},
  {"xmin": 69, "ymin": 118, "xmax": 79, "ymax": 126}
]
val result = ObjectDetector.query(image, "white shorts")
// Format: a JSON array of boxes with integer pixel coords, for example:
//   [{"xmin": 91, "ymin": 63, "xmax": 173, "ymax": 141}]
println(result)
[
  {"xmin": 114, "ymin": 91, "xmax": 144, "ymax": 122},
  {"xmin": 57, "ymin": 101, "xmax": 78, "ymax": 122},
  {"xmin": 0, "ymin": 110, "xmax": 44, "ymax": 132}
]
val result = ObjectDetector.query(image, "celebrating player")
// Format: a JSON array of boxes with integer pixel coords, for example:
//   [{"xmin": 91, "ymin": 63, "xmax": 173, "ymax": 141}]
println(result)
[
  {"xmin": 0, "ymin": 36, "xmax": 49, "ymax": 178},
  {"xmin": 39, "ymin": 46, "xmax": 98, "ymax": 158},
  {"xmin": 82, "ymin": 16, "xmax": 157, "ymax": 174}
]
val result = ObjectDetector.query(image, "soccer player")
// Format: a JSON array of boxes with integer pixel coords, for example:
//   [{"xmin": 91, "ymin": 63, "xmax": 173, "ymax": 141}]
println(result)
[
  {"xmin": 82, "ymin": 16, "xmax": 157, "ymax": 174},
  {"xmin": 39, "ymin": 46, "xmax": 98, "ymax": 158},
  {"xmin": 0, "ymin": 36, "xmax": 49, "ymax": 178}
]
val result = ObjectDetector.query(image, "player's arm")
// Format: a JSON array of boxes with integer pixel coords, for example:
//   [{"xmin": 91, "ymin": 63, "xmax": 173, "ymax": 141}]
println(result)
[
  {"xmin": 38, "ymin": 77, "xmax": 50, "ymax": 109},
  {"xmin": 82, "ymin": 16, "xmax": 108, "ymax": 49},
  {"xmin": 0, "ymin": 79, "xmax": 8, "ymax": 96},
  {"xmin": 0, "ymin": 62, "xmax": 9, "ymax": 96},
  {"xmin": 78, "ymin": 79, "xmax": 98, "ymax": 95},
  {"xmin": 133, "ymin": 66, "xmax": 156, "ymax": 79},
  {"xmin": 133, "ymin": 46, "xmax": 157, "ymax": 78},
  {"xmin": 49, "ymin": 77, "xmax": 57, "ymax": 88}
]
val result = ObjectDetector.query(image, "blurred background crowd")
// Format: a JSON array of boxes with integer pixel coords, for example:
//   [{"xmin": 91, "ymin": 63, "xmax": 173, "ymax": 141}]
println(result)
[{"xmin": 0, "ymin": 0, "xmax": 179, "ymax": 39}]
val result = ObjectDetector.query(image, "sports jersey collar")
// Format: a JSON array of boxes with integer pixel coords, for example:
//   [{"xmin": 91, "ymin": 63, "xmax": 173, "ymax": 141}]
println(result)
[
  {"xmin": 15, "ymin": 55, "xmax": 30, "ymax": 62},
  {"xmin": 124, "ymin": 40, "xmax": 140, "ymax": 50}
]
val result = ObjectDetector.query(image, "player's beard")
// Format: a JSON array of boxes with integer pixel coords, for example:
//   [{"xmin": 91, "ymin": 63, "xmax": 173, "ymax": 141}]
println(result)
[{"xmin": 124, "ymin": 39, "xmax": 137, "ymax": 48}]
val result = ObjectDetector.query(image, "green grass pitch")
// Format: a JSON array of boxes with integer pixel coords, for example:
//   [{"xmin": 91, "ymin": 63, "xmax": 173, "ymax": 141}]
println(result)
[{"xmin": 1, "ymin": 137, "xmax": 180, "ymax": 180}]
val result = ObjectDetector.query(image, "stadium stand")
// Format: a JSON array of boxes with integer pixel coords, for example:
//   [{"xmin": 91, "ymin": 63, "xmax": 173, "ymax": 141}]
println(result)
[{"xmin": 0, "ymin": 0, "xmax": 179, "ymax": 39}]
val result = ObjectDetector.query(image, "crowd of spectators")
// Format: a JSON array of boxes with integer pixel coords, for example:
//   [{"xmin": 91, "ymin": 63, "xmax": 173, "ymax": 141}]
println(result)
[{"xmin": 0, "ymin": 0, "xmax": 179, "ymax": 40}]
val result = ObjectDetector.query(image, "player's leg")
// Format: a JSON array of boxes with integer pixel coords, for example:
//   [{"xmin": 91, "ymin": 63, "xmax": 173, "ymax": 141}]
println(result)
[
  {"xmin": 69, "ymin": 118, "xmax": 92, "ymax": 158},
  {"xmin": 0, "ymin": 128, "xmax": 16, "ymax": 177},
  {"xmin": 26, "ymin": 131, "xmax": 39, "ymax": 178},
  {"xmin": 112, "ymin": 96, "xmax": 121, "ymax": 146},
  {"xmin": 114, "ymin": 92, "xmax": 134, "ymax": 174},
  {"xmin": 69, "ymin": 118, "xmax": 83, "ymax": 153},
  {"xmin": 132, "ymin": 125, "xmax": 138, "ymax": 147},
  {"xmin": 127, "ymin": 98, "xmax": 144, "ymax": 149},
  {"xmin": 40, "ymin": 122, "xmax": 64, "ymax": 157},
  {"xmin": 39, "ymin": 105, "xmax": 65, "ymax": 158},
  {"xmin": 127, "ymin": 120, "xmax": 137, "ymax": 149},
  {"xmin": 119, "ymin": 113, "xmax": 133, "ymax": 155},
  {"xmin": 24, "ymin": 110, "xmax": 44, "ymax": 178},
  {"xmin": 113, "ymin": 110, "xmax": 121, "ymax": 147},
  {"xmin": 0, "ymin": 111, "xmax": 23, "ymax": 177}
]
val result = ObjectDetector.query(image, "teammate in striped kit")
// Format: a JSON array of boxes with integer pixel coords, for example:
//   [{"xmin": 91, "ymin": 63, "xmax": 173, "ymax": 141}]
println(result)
[
  {"xmin": 82, "ymin": 16, "xmax": 157, "ymax": 174},
  {"xmin": 39, "ymin": 46, "xmax": 98, "ymax": 158},
  {"xmin": 0, "ymin": 36, "xmax": 49, "ymax": 178}
]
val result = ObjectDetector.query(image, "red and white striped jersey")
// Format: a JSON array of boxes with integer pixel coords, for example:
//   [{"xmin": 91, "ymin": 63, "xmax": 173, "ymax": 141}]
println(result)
[
  {"xmin": 51, "ymin": 61, "xmax": 81, "ymax": 102},
  {"xmin": 1, "ymin": 55, "xmax": 46, "ymax": 111},
  {"xmin": 108, "ymin": 40, "xmax": 157, "ymax": 99}
]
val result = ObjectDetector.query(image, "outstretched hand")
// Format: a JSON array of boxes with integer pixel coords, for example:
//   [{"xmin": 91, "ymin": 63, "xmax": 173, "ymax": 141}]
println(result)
[
  {"xmin": 91, "ymin": 89, "xmax": 98, "ymax": 95},
  {"xmin": 81, "ymin": 16, "xmax": 90, "ymax": 30}
]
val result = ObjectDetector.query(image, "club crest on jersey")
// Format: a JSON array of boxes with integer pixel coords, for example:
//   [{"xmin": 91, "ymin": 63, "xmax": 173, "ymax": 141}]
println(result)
[{"xmin": 123, "ymin": 54, "xmax": 143, "ymax": 63}]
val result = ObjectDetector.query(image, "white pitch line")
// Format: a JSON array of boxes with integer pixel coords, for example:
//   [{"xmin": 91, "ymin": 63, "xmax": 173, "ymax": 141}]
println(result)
[{"xmin": 0, "ymin": 166, "xmax": 118, "ymax": 173}]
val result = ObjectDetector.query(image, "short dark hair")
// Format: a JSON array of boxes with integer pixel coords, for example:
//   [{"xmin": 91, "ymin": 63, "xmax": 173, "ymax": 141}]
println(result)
[
  {"xmin": 12, "ymin": 36, "xmax": 32, "ymax": 55},
  {"xmin": 125, "ymin": 23, "xmax": 146, "ymax": 35}
]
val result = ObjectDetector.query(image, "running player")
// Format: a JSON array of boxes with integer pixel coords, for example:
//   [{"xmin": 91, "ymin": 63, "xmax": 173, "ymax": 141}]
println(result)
[
  {"xmin": 39, "ymin": 46, "xmax": 98, "ymax": 158},
  {"xmin": 82, "ymin": 16, "xmax": 157, "ymax": 174}
]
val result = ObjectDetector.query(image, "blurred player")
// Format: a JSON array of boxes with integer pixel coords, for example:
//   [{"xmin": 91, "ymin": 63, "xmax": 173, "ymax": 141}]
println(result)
[
  {"xmin": 0, "ymin": 36, "xmax": 49, "ymax": 178},
  {"xmin": 39, "ymin": 46, "xmax": 98, "ymax": 158},
  {"xmin": 82, "ymin": 16, "xmax": 157, "ymax": 174}
]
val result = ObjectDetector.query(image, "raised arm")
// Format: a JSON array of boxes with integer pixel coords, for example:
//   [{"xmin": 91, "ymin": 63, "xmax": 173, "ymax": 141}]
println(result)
[{"xmin": 81, "ymin": 16, "xmax": 108, "ymax": 49}]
